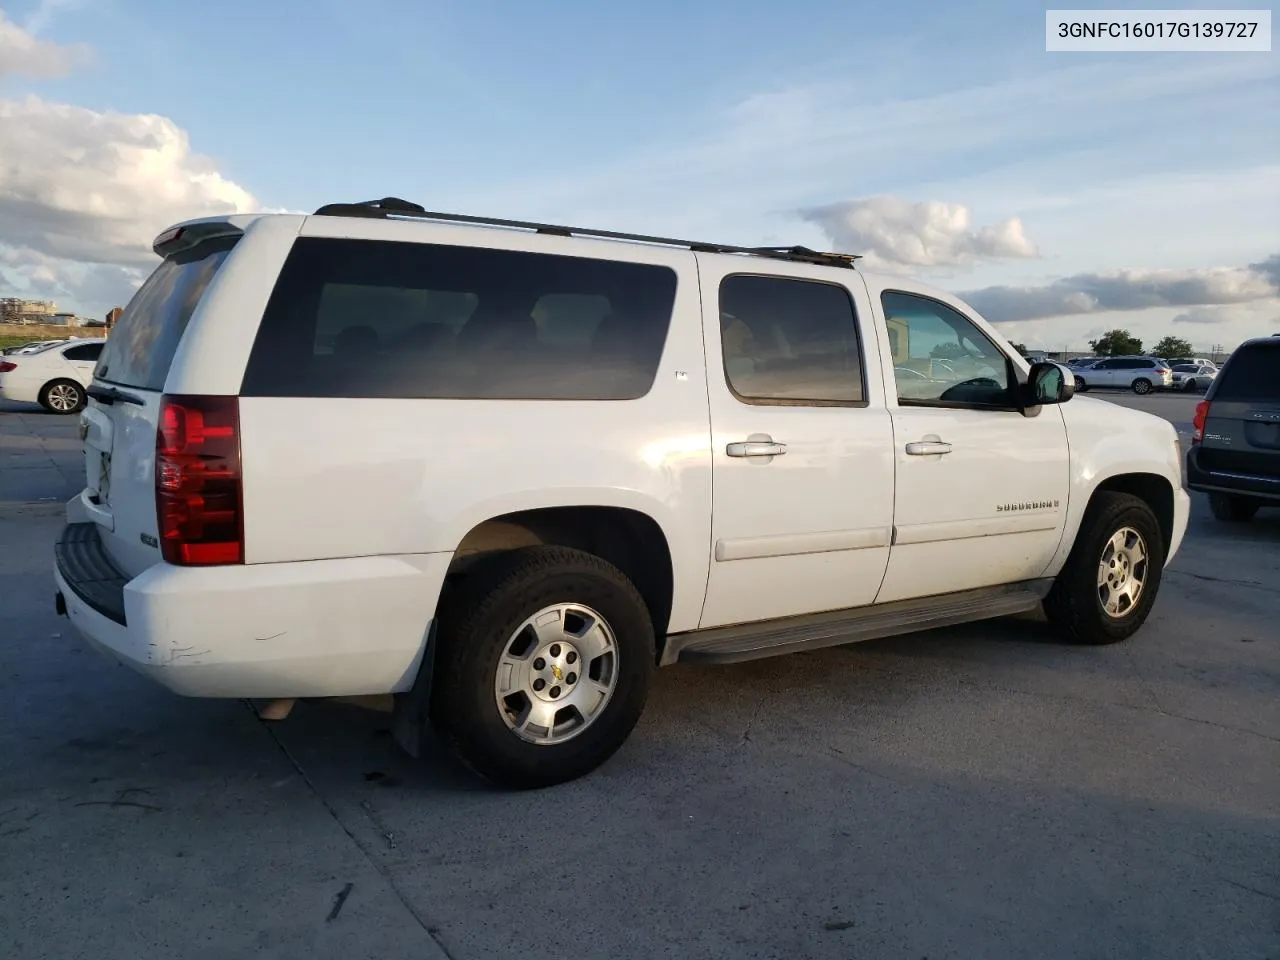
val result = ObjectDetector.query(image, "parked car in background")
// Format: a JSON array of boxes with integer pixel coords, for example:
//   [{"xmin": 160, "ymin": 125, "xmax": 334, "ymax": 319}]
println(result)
[
  {"xmin": 1170, "ymin": 364, "xmax": 1217, "ymax": 392},
  {"xmin": 1066, "ymin": 357, "xmax": 1102, "ymax": 369},
  {"xmin": 0, "ymin": 338, "xmax": 105, "ymax": 413},
  {"xmin": 2, "ymin": 338, "xmax": 69, "ymax": 356},
  {"xmin": 1168, "ymin": 357, "xmax": 1216, "ymax": 370},
  {"xmin": 1186, "ymin": 336, "xmax": 1280, "ymax": 521},
  {"xmin": 1072, "ymin": 356, "xmax": 1173, "ymax": 394}
]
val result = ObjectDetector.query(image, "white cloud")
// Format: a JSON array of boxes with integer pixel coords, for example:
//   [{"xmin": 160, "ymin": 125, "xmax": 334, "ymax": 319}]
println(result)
[
  {"xmin": 799, "ymin": 196, "xmax": 1037, "ymax": 268},
  {"xmin": 0, "ymin": 94, "xmax": 261, "ymax": 311},
  {"xmin": 0, "ymin": 8, "xmax": 88, "ymax": 77},
  {"xmin": 22, "ymin": 0, "xmax": 82, "ymax": 36}
]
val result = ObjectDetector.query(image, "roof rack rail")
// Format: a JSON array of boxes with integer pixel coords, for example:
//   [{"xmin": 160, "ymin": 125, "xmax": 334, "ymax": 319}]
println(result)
[{"xmin": 310, "ymin": 197, "xmax": 861, "ymax": 268}]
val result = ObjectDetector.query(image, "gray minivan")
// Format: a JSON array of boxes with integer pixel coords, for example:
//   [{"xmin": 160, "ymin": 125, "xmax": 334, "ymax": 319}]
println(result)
[{"xmin": 1186, "ymin": 337, "xmax": 1280, "ymax": 521}]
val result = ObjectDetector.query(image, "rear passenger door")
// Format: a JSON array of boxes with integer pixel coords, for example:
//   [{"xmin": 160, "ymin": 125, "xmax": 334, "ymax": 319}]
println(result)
[
  {"xmin": 62, "ymin": 342, "xmax": 103, "ymax": 385},
  {"xmin": 697, "ymin": 257, "xmax": 895, "ymax": 629}
]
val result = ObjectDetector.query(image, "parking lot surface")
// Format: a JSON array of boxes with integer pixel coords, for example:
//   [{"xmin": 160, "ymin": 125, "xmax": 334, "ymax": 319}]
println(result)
[{"xmin": 1, "ymin": 392, "xmax": 1277, "ymax": 960}]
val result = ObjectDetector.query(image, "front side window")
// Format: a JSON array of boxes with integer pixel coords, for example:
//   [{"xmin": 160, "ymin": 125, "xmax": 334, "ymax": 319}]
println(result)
[
  {"xmin": 717, "ymin": 275, "xmax": 864, "ymax": 405},
  {"xmin": 881, "ymin": 291, "xmax": 1011, "ymax": 406},
  {"xmin": 241, "ymin": 239, "xmax": 678, "ymax": 400}
]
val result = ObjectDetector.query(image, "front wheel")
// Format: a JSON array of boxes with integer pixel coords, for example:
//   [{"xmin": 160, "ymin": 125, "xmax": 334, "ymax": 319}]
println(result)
[
  {"xmin": 1074, "ymin": 377, "xmax": 1088, "ymax": 392},
  {"xmin": 429, "ymin": 545, "xmax": 654, "ymax": 789},
  {"xmin": 1184, "ymin": 378, "xmax": 1198, "ymax": 392},
  {"xmin": 1044, "ymin": 492, "xmax": 1165, "ymax": 645},
  {"xmin": 1208, "ymin": 493, "xmax": 1259, "ymax": 522},
  {"xmin": 39, "ymin": 379, "xmax": 86, "ymax": 414},
  {"xmin": 1132, "ymin": 378, "xmax": 1152, "ymax": 395}
]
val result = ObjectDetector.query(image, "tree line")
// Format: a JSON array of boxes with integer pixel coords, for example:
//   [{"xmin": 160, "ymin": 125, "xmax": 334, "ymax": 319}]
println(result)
[{"xmin": 1007, "ymin": 331, "xmax": 1195, "ymax": 359}]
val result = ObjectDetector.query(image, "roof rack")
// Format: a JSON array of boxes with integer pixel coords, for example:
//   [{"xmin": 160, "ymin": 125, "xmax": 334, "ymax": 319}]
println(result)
[{"xmin": 311, "ymin": 197, "xmax": 861, "ymax": 269}]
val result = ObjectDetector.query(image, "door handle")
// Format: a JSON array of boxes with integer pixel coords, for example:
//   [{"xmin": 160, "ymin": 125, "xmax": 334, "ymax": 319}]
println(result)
[
  {"xmin": 726, "ymin": 440, "xmax": 787, "ymax": 458},
  {"xmin": 905, "ymin": 440, "xmax": 952, "ymax": 456}
]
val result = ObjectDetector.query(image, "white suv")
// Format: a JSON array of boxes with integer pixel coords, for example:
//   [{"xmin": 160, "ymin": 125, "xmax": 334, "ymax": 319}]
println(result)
[
  {"xmin": 1072, "ymin": 356, "xmax": 1173, "ymax": 394},
  {"xmin": 53, "ymin": 198, "xmax": 1190, "ymax": 788}
]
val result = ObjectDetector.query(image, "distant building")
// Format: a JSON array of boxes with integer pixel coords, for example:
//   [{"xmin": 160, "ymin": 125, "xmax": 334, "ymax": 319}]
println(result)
[
  {"xmin": 1, "ymin": 298, "xmax": 58, "ymax": 324},
  {"xmin": 105, "ymin": 306, "xmax": 124, "ymax": 329}
]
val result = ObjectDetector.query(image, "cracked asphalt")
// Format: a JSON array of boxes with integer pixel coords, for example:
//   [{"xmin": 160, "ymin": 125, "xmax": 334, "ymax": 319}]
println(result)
[{"xmin": 1, "ymin": 393, "xmax": 1277, "ymax": 960}]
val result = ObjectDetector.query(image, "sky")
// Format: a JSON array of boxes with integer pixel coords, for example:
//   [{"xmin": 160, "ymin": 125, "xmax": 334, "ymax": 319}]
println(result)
[{"xmin": 0, "ymin": 0, "xmax": 1277, "ymax": 352}]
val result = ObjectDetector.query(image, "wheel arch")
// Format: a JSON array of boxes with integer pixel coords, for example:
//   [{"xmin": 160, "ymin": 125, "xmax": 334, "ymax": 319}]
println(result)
[
  {"xmin": 447, "ymin": 505, "xmax": 678, "ymax": 640},
  {"xmin": 1088, "ymin": 472, "xmax": 1174, "ymax": 554}
]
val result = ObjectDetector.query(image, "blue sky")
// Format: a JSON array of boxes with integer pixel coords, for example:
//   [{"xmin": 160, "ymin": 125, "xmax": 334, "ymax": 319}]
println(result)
[{"xmin": 1, "ymin": 0, "xmax": 1277, "ymax": 351}]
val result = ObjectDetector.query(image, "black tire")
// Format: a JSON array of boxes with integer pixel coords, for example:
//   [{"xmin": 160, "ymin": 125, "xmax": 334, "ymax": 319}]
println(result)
[
  {"xmin": 1208, "ymin": 493, "xmax": 1259, "ymax": 522},
  {"xmin": 1075, "ymin": 377, "xmax": 1088, "ymax": 392},
  {"xmin": 1044, "ymin": 492, "xmax": 1165, "ymax": 646},
  {"xmin": 38, "ymin": 379, "xmax": 86, "ymax": 414},
  {"xmin": 1132, "ymin": 378, "xmax": 1152, "ymax": 395},
  {"xmin": 1184, "ymin": 379, "xmax": 1198, "ymax": 392},
  {"xmin": 428, "ymin": 545, "xmax": 654, "ymax": 789}
]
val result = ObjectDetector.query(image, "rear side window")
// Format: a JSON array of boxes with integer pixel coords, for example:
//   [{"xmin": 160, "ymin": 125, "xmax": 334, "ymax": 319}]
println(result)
[
  {"xmin": 718, "ymin": 275, "xmax": 865, "ymax": 404},
  {"xmin": 95, "ymin": 238, "xmax": 237, "ymax": 390},
  {"xmin": 1214, "ymin": 343, "xmax": 1279, "ymax": 401},
  {"xmin": 63, "ymin": 343, "xmax": 103, "ymax": 362},
  {"xmin": 240, "ymin": 238, "xmax": 678, "ymax": 400}
]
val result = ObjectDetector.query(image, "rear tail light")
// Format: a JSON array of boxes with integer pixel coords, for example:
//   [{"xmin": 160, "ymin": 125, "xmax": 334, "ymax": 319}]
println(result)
[
  {"xmin": 155, "ymin": 395, "xmax": 243, "ymax": 565},
  {"xmin": 1191, "ymin": 400, "xmax": 1210, "ymax": 444},
  {"xmin": 0, "ymin": 360, "xmax": 16, "ymax": 373}
]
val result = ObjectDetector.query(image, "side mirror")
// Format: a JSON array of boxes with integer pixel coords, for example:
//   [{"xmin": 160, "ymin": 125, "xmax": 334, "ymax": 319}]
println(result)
[{"xmin": 1024, "ymin": 361, "xmax": 1075, "ymax": 410}]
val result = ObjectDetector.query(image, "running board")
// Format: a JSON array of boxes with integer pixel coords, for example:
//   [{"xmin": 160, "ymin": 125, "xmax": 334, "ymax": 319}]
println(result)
[{"xmin": 663, "ymin": 580, "xmax": 1054, "ymax": 666}]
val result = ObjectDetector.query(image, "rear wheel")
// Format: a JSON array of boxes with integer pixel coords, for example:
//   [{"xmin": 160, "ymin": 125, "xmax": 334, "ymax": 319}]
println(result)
[
  {"xmin": 1044, "ymin": 492, "xmax": 1165, "ymax": 645},
  {"xmin": 1131, "ymin": 378, "xmax": 1152, "ymax": 395},
  {"xmin": 1208, "ymin": 493, "xmax": 1259, "ymax": 522},
  {"xmin": 39, "ymin": 379, "xmax": 85, "ymax": 414},
  {"xmin": 429, "ymin": 545, "xmax": 654, "ymax": 789}
]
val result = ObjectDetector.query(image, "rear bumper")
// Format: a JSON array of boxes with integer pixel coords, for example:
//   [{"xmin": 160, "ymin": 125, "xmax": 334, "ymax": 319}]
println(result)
[
  {"xmin": 1185, "ymin": 449, "xmax": 1280, "ymax": 502},
  {"xmin": 54, "ymin": 520, "xmax": 451, "ymax": 699}
]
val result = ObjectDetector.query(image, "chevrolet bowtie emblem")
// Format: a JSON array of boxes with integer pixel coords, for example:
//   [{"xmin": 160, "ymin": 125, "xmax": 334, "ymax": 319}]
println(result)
[{"xmin": 551, "ymin": 664, "xmax": 564, "ymax": 682}]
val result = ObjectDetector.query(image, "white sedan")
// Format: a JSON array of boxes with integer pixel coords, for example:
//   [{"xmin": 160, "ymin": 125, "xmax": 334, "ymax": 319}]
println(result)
[{"xmin": 0, "ymin": 338, "xmax": 105, "ymax": 413}]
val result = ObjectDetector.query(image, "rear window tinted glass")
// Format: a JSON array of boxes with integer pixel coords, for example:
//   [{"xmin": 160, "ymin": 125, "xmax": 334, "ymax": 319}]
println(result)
[
  {"xmin": 241, "ymin": 238, "xmax": 678, "ymax": 400},
  {"xmin": 95, "ymin": 238, "xmax": 237, "ymax": 390},
  {"xmin": 1214, "ymin": 343, "xmax": 1279, "ymax": 401}
]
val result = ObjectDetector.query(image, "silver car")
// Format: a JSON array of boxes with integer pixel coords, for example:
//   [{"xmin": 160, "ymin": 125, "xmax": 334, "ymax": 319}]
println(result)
[
  {"xmin": 1072, "ymin": 356, "xmax": 1173, "ymax": 394},
  {"xmin": 1170, "ymin": 363, "xmax": 1217, "ymax": 392}
]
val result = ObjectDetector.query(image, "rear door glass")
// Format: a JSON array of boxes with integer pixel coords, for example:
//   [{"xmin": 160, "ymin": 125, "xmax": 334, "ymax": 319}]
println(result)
[
  {"xmin": 1214, "ymin": 343, "xmax": 1279, "ymax": 401},
  {"xmin": 95, "ymin": 237, "xmax": 237, "ymax": 390}
]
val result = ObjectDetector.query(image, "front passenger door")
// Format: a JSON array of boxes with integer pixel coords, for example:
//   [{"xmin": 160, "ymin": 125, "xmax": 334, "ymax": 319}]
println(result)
[{"xmin": 868, "ymin": 285, "xmax": 1071, "ymax": 604}]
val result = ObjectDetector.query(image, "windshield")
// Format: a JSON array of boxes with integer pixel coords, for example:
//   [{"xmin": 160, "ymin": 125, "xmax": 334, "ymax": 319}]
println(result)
[{"xmin": 95, "ymin": 237, "xmax": 237, "ymax": 390}]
